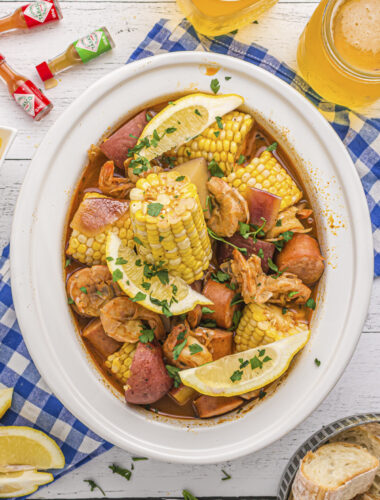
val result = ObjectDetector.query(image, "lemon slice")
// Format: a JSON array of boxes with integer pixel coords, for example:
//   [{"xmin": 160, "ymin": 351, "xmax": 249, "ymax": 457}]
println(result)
[
  {"xmin": 0, "ymin": 470, "xmax": 53, "ymax": 498},
  {"xmin": 106, "ymin": 232, "xmax": 212, "ymax": 316},
  {"xmin": 138, "ymin": 93, "xmax": 244, "ymax": 161},
  {"xmin": 0, "ymin": 388, "xmax": 13, "ymax": 419},
  {"xmin": 0, "ymin": 427, "xmax": 65, "ymax": 470},
  {"xmin": 180, "ymin": 330, "xmax": 310, "ymax": 397}
]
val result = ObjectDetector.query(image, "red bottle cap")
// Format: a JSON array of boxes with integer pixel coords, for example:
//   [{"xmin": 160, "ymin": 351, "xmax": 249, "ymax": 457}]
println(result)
[
  {"xmin": 0, "ymin": 54, "xmax": 5, "ymax": 63},
  {"xmin": 35, "ymin": 61, "xmax": 54, "ymax": 82}
]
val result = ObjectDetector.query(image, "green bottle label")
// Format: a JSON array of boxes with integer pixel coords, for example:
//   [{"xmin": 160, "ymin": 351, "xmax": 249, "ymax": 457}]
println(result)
[{"xmin": 73, "ymin": 29, "xmax": 112, "ymax": 63}]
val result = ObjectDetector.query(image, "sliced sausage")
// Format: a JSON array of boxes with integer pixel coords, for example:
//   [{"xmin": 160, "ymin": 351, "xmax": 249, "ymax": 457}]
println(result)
[
  {"xmin": 202, "ymin": 279, "xmax": 237, "ymax": 330},
  {"xmin": 125, "ymin": 342, "xmax": 172, "ymax": 405},
  {"xmin": 276, "ymin": 233, "xmax": 324, "ymax": 285},
  {"xmin": 193, "ymin": 327, "xmax": 233, "ymax": 360},
  {"xmin": 82, "ymin": 319, "xmax": 122, "ymax": 358},
  {"xmin": 187, "ymin": 305, "xmax": 202, "ymax": 329},
  {"xmin": 193, "ymin": 395, "xmax": 243, "ymax": 418},
  {"xmin": 100, "ymin": 110, "xmax": 147, "ymax": 168},
  {"xmin": 216, "ymin": 234, "xmax": 275, "ymax": 274}
]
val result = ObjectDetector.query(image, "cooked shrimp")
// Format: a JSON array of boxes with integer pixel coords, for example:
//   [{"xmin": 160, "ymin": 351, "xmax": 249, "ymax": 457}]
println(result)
[
  {"xmin": 266, "ymin": 204, "xmax": 313, "ymax": 239},
  {"xmin": 163, "ymin": 324, "xmax": 212, "ymax": 369},
  {"xmin": 99, "ymin": 161, "xmax": 134, "ymax": 199},
  {"xmin": 100, "ymin": 296, "xmax": 165, "ymax": 342},
  {"xmin": 67, "ymin": 265, "xmax": 119, "ymax": 317},
  {"xmin": 207, "ymin": 177, "xmax": 249, "ymax": 237},
  {"xmin": 230, "ymin": 249, "xmax": 311, "ymax": 305}
]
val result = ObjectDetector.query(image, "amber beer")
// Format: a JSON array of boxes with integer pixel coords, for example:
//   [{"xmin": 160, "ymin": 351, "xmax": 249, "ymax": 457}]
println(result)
[{"xmin": 297, "ymin": 0, "xmax": 380, "ymax": 108}]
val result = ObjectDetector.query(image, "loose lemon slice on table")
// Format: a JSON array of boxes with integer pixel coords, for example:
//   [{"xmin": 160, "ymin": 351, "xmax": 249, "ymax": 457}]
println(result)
[
  {"xmin": 180, "ymin": 330, "xmax": 310, "ymax": 397},
  {"xmin": 138, "ymin": 93, "xmax": 244, "ymax": 161},
  {"xmin": 0, "ymin": 388, "xmax": 13, "ymax": 419},
  {"xmin": 106, "ymin": 232, "xmax": 212, "ymax": 316},
  {"xmin": 0, "ymin": 470, "xmax": 53, "ymax": 498},
  {"xmin": 0, "ymin": 427, "xmax": 65, "ymax": 470}
]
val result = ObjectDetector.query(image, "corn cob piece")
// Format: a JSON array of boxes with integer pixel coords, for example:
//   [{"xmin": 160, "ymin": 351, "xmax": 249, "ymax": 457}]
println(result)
[
  {"xmin": 224, "ymin": 150, "xmax": 302, "ymax": 211},
  {"xmin": 176, "ymin": 111, "xmax": 254, "ymax": 176},
  {"xmin": 105, "ymin": 342, "xmax": 137, "ymax": 385},
  {"xmin": 129, "ymin": 171, "xmax": 212, "ymax": 284},
  {"xmin": 66, "ymin": 192, "xmax": 134, "ymax": 266},
  {"xmin": 235, "ymin": 302, "xmax": 309, "ymax": 352}
]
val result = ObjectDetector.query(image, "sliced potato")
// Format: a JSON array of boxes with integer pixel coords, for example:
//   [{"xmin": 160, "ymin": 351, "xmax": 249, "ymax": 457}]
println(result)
[{"xmin": 173, "ymin": 158, "xmax": 209, "ymax": 209}]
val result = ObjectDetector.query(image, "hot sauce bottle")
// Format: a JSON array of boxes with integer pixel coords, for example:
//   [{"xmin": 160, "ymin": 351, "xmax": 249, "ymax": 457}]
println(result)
[
  {"xmin": 0, "ymin": 0, "xmax": 62, "ymax": 33},
  {"xmin": 36, "ymin": 27, "xmax": 115, "ymax": 88},
  {"xmin": 0, "ymin": 54, "xmax": 52, "ymax": 120}
]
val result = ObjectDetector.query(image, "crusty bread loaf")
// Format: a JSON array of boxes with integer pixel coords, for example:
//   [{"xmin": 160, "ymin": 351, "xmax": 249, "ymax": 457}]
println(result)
[{"xmin": 292, "ymin": 442, "xmax": 379, "ymax": 500}]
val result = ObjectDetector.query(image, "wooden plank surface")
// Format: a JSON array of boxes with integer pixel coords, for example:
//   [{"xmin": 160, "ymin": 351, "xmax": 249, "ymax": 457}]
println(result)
[{"xmin": 0, "ymin": 0, "xmax": 379, "ymax": 497}]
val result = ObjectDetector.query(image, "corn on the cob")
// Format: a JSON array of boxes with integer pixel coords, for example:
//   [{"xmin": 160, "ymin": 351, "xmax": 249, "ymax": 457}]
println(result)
[
  {"xmin": 235, "ymin": 302, "xmax": 309, "ymax": 351},
  {"xmin": 224, "ymin": 150, "xmax": 302, "ymax": 210},
  {"xmin": 66, "ymin": 192, "xmax": 134, "ymax": 266},
  {"xmin": 104, "ymin": 342, "xmax": 137, "ymax": 385},
  {"xmin": 129, "ymin": 171, "xmax": 212, "ymax": 284},
  {"xmin": 176, "ymin": 111, "xmax": 254, "ymax": 176}
]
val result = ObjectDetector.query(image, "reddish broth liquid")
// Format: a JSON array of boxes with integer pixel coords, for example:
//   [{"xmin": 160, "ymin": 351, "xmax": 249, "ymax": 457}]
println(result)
[{"xmin": 64, "ymin": 98, "xmax": 318, "ymax": 419}]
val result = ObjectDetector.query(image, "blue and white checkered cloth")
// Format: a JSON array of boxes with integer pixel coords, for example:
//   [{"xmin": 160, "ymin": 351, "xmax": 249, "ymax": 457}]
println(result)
[{"xmin": 0, "ymin": 18, "xmax": 379, "ymax": 498}]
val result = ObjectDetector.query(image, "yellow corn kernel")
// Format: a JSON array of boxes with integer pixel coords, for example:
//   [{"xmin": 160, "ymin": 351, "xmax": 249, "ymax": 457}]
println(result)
[
  {"xmin": 224, "ymin": 150, "xmax": 302, "ymax": 211},
  {"xmin": 176, "ymin": 111, "xmax": 254, "ymax": 175},
  {"xmin": 104, "ymin": 342, "xmax": 137, "ymax": 385},
  {"xmin": 235, "ymin": 302, "xmax": 309, "ymax": 351}
]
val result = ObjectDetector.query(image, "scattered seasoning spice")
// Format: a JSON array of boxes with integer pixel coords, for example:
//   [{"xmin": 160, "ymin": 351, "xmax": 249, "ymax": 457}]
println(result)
[
  {"xmin": 210, "ymin": 78, "xmax": 220, "ymax": 94},
  {"xmin": 84, "ymin": 480, "xmax": 105, "ymax": 496},
  {"xmin": 276, "ymin": 219, "xmax": 282, "ymax": 227},
  {"xmin": 109, "ymin": 463, "xmax": 132, "ymax": 481}
]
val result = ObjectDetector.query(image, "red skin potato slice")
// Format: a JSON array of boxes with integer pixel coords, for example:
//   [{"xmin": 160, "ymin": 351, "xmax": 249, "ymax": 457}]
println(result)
[
  {"xmin": 125, "ymin": 342, "xmax": 173, "ymax": 405},
  {"xmin": 246, "ymin": 187, "xmax": 281, "ymax": 232},
  {"xmin": 100, "ymin": 110, "xmax": 147, "ymax": 168},
  {"xmin": 216, "ymin": 234, "xmax": 275, "ymax": 274}
]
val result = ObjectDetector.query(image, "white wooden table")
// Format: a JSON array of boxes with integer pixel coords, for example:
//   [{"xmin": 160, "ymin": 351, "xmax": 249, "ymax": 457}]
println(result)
[{"xmin": 0, "ymin": 0, "xmax": 379, "ymax": 497}]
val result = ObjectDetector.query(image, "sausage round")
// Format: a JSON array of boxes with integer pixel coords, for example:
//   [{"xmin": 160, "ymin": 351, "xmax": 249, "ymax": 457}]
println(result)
[
  {"xmin": 125, "ymin": 342, "xmax": 172, "ymax": 405},
  {"xmin": 202, "ymin": 279, "xmax": 237, "ymax": 330},
  {"xmin": 276, "ymin": 233, "xmax": 324, "ymax": 285}
]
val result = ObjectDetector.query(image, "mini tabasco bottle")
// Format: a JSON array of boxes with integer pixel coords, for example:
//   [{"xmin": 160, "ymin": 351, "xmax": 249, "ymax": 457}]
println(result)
[
  {"xmin": 36, "ymin": 27, "xmax": 115, "ymax": 87},
  {"xmin": 0, "ymin": 54, "xmax": 53, "ymax": 120},
  {"xmin": 0, "ymin": 0, "xmax": 62, "ymax": 33}
]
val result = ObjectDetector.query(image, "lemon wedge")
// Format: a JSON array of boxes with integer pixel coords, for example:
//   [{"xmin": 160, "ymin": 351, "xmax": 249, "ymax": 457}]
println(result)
[
  {"xmin": 0, "ymin": 470, "xmax": 53, "ymax": 498},
  {"xmin": 0, "ymin": 427, "xmax": 65, "ymax": 470},
  {"xmin": 0, "ymin": 388, "xmax": 13, "ymax": 419},
  {"xmin": 106, "ymin": 232, "xmax": 212, "ymax": 316},
  {"xmin": 180, "ymin": 330, "xmax": 310, "ymax": 397},
  {"xmin": 138, "ymin": 93, "xmax": 243, "ymax": 161}
]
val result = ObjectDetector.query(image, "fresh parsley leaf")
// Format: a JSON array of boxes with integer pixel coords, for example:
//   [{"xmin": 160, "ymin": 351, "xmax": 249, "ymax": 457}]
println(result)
[
  {"xmin": 266, "ymin": 142, "xmax": 278, "ymax": 152},
  {"xmin": 258, "ymin": 389, "xmax": 266, "ymax": 399},
  {"xmin": 189, "ymin": 344, "xmax": 203, "ymax": 355},
  {"xmin": 173, "ymin": 338, "xmax": 187, "ymax": 360},
  {"xmin": 106, "ymin": 256, "xmax": 114, "ymax": 261},
  {"xmin": 80, "ymin": 286, "xmax": 87, "ymax": 294},
  {"xmin": 239, "ymin": 358, "xmax": 249, "ymax": 369},
  {"xmin": 134, "ymin": 236, "xmax": 144, "ymax": 246},
  {"xmin": 230, "ymin": 369, "xmax": 243, "ymax": 382},
  {"xmin": 214, "ymin": 130, "xmax": 220, "ymax": 138},
  {"xmin": 314, "ymin": 358, "xmax": 321, "ymax": 367},
  {"xmin": 132, "ymin": 292, "xmax": 146, "ymax": 302},
  {"xmin": 166, "ymin": 127, "xmax": 177, "ymax": 134},
  {"xmin": 263, "ymin": 355, "xmax": 272, "ymax": 363},
  {"xmin": 225, "ymin": 76, "xmax": 232, "ymax": 80},
  {"xmin": 65, "ymin": 258, "xmax": 71, "ymax": 268},
  {"xmin": 68, "ymin": 297, "xmax": 74, "ymax": 304},
  {"xmin": 231, "ymin": 309, "xmax": 242, "ymax": 330},
  {"xmin": 145, "ymin": 112, "xmax": 152, "ymax": 122},
  {"xmin": 139, "ymin": 328, "xmax": 155, "ymax": 343},
  {"xmin": 157, "ymin": 269, "xmax": 169, "ymax": 285},
  {"xmin": 258, "ymin": 248, "xmax": 264, "ymax": 259},
  {"xmin": 141, "ymin": 281, "xmax": 151, "ymax": 290},
  {"xmin": 147, "ymin": 203, "xmax": 163, "ymax": 217},
  {"xmin": 176, "ymin": 175, "xmax": 185, "ymax": 182},
  {"xmin": 221, "ymin": 469, "xmax": 231, "ymax": 480},
  {"xmin": 276, "ymin": 219, "xmax": 282, "ymax": 227},
  {"xmin": 207, "ymin": 228, "xmax": 247, "ymax": 254},
  {"xmin": 208, "ymin": 159, "xmax": 224, "ymax": 178},
  {"xmin": 115, "ymin": 257, "xmax": 127, "ymax": 265},
  {"xmin": 211, "ymin": 270, "xmax": 230, "ymax": 283},
  {"xmin": 84, "ymin": 480, "xmax": 105, "ymax": 495},
  {"xmin": 109, "ymin": 464, "xmax": 132, "ymax": 481},
  {"xmin": 166, "ymin": 365, "xmax": 181, "ymax": 387},
  {"xmin": 215, "ymin": 116, "xmax": 223, "ymax": 129},
  {"xmin": 237, "ymin": 154, "xmax": 245, "ymax": 165},
  {"xmin": 306, "ymin": 298, "xmax": 316, "ymax": 310},
  {"xmin": 112, "ymin": 269, "xmax": 123, "ymax": 282},
  {"xmin": 268, "ymin": 258, "xmax": 281, "ymax": 275},
  {"xmin": 252, "ymin": 20, "xmax": 259, "ymax": 24},
  {"xmin": 288, "ymin": 291, "xmax": 300, "ymax": 298},
  {"xmin": 250, "ymin": 356, "xmax": 263, "ymax": 370},
  {"xmin": 281, "ymin": 230, "xmax": 294, "ymax": 242},
  {"xmin": 194, "ymin": 109, "xmax": 202, "ymax": 116},
  {"xmin": 210, "ymin": 78, "xmax": 220, "ymax": 94},
  {"xmin": 135, "ymin": 259, "xmax": 142, "ymax": 267},
  {"xmin": 258, "ymin": 349, "xmax": 266, "ymax": 357},
  {"xmin": 201, "ymin": 306, "xmax": 215, "ymax": 314}
]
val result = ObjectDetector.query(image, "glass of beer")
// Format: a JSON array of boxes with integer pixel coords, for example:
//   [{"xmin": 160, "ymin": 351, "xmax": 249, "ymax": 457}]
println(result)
[{"xmin": 297, "ymin": 0, "xmax": 380, "ymax": 108}]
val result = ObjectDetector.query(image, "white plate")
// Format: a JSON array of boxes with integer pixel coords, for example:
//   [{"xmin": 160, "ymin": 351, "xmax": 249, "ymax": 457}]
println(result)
[{"xmin": 10, "ymin": 52, "xmax": 373, "ymax": 463}]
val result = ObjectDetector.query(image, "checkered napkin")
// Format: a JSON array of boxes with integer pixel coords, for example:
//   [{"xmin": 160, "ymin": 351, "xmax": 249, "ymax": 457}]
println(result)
[
  {"xmin": 128, "ymin": 18, "xmax": 380, "ymax": 276},
  {"xmin": 1, "ymin": 17, "xmax": 379, "ymax": 499}
]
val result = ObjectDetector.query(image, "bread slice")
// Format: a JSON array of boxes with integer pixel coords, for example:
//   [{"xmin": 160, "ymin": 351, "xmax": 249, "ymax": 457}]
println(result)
[{"xmin": 292, "ymin": 442, "xmax": 379, "ymax": 500}]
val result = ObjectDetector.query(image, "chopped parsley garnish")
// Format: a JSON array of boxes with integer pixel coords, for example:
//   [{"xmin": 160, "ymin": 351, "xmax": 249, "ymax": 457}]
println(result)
[
  {"xmin": 147, "ymin": 202, "xmax": 163, "ymax": 217},
  {"xmin": 237, "ymin": 154, "xmax": 245, "ymax": 165},
  {"xmin": 266, "ymin": 142, "xmax": 278, "ymax": 152},
  {"xmin": 159, "ymin": 235, "xmax": 164, "ymax": 242},
  {"xmin": 230, "ymin": 29, "xmax": 238, "ymax": 34},
  {"xmin": 183, "ymin": 490, "xmax": 199, "ymax": 500},
  {"xmin": 177, "ymin": 328, "xmax": 187, "ymax": 341},
  {"xmin": 205, "ymin": 195, "xmax": 213, "ymax": 214},
  {"xmin": 230, "ymin": 369, "xmax": 243, "ymax": 382},
  {"xmin": 276, "ymin": 219, "xmax": 282, "ymax": 227},
  {"xmin": 84, "ymin": 480, "xmax": 105, "ymax": 495},
  {"xmin": 68, "ymin": 297, "xmax": 74, "ymax": 304},
  {"xmin": 221, "ymin": 469, "xmax": 231, "ymax": 480},
  {"xmin": 186, "ymin": 149, "xmax": 191, "ymax": 157},
  {"xmin": 139, "ymin": 328, "xmax": 155, "ymax": 343},
  {"xmin": 194, "ymin": 109, "xmax": 201, "ymax": 116},
  {"xmin": 166, "ymin": 365, "xmax": 181, "ymax": 387},
  {"xmin": 135, "ymin": 259, "xmax": 142, "ymax": 267},
  {"xmin": 267, "ymin": 258, "xmax": 283, "ymax": 278},
  {"xmin": 166, "ymin": 127, "xmax": 177, "ymax": 134},
  {"xmin": 115, "ymin": 257, "xmax": 127, "ymax": 265},
  {"xmin": 258, "ymin": 389, "xmax": 266, "ymax": 399},
  {"xmin": 207, "ymin": 228, "xmax": 247, "ymax": 254},
  {"xmin": 258, "ymin": 349, "xmax": 265, "ymax": 356},
  {"xmin": 306, "ymin": 298, "xmax": 316, "ymax": 310},
  {"xmin": 238, "ymin": 218, "xmax": 266, "ymax": 242},
  {"xmin": 96, "ymin": 290, "xmax": 104, "ymax": 297},
  {"xmin": 145, "ymin": 112, "xmax": 152, "ymax": 122},
  {"xmin": 106, "ymin": 256, "xmax": 114, "ymax": 261},
  {"xmin": 201, "ymin": 306, "xmax": 215, "ymax": 314},
  {"xmin": 132, "ymin": 292, "xmax": 146, "ymax": 302},
  {"xmin": 65, "ymin": 258, "xmax": 71, "ymax": 268},
  {"xmin": 250, "ymin": 355, "xmax": 263, "ymax": 370},
  {"xmin": 282, "ymin": 230, "xmax": 294, "ymax": 242},
  {"xmin": 176, "ymin": 175, "xmax": 185, "ymax": 182},
  {"xmin": 214, "ymin": 130, "xmax": 220, "ymax": 138},
  {"xmin": 109, "ymin": 464, "xmax": 132, "ymax": 481},
  {"xmin": 252, "ymin": 20, "xmax": 259, "ymax": 24},
  {"xmin": 132, "ymin": 457, "xmax": 148, "ymax": 461},
  {"xmin": 231, "ymin": 309, "xmax": 242, "ymax": 330},
  {"xmin": 199, "ymin": 320, "xmax": 217, "ymax": 328},
  {"xmin": 231, "ymin": 293, "xmax": 244, "ymax": 305},
  {"xmin": 208, "ymin": 159, "xmax": 224, "ymax": 178},
  {"xmin": 210, "ymin": 78, "xmax": 220, "ymax": 94},
  {"xmin": 134, "ymin": 236, "xmax": 144, "ymax": 246},
  {"xmin": 173, "ymin": 338, "xmax": 187, "ymax": 360},
  {"xmin": 157, "ymin": 269, "xmax": 169, "ymax": 285},
  {"xmin": 257, "ymin": 248, "xmax": 264, "ymax": 259},
  {"xmin": 211, "ymin": 270, "xmax": 231, "ymax": 283},
  {"xmin": 282, "ymin": 307, "xmax": 288, "ymax": 315},
  {"xmin": 215, "ymin": 116, "xmax": 223, "ymax": 129},
  {"xmin": 239, "ymin": 358, "xmax": 249, "ymax": 369},
  {"xmin": 288, "ymin": 291, "xmax": 300, "ymax": 298},
  {"xmin": 225, "ymin": 76, "xmax": 232, "ymax": 81},
  {"xmin": 314, "ymin": 358, "xmax": 321, "ymax": 367},
  {"xmin": 141, "ymin": 281, "xmax": 151, "ymax": 290},
  {"xmin": 80, "ymin": 286, "xmax": 87, "ymax": 294},
  {"xmin": 149, "ymin": 296, "xmax": 172, "ymax": 317},
  {"xmin": 189, "ymin": 344, "xmax": 203, "ymax": 355}
]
